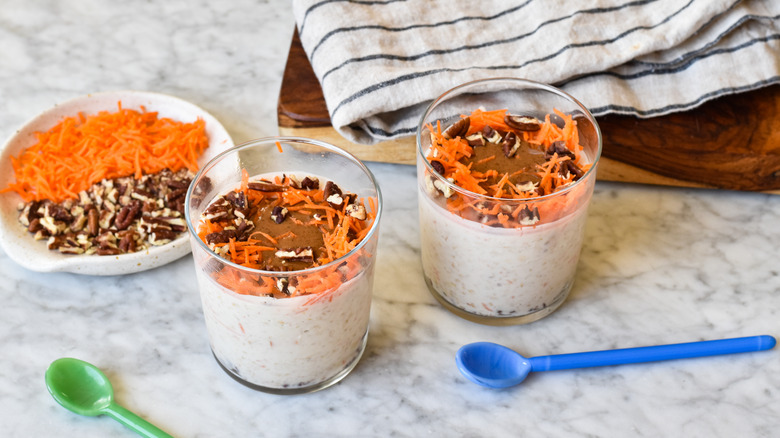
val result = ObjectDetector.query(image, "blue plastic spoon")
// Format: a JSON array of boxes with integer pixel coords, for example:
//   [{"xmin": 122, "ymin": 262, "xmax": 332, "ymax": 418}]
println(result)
[{"xmin": 456, "ymin": 335, "xmax": 776, "ymax": 388}]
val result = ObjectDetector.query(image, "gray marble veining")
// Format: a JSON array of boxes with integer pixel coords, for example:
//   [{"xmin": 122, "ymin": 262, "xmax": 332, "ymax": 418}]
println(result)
[{"xmin": 1, "ymin": 1, "xmax": 778, "ymax": 437}]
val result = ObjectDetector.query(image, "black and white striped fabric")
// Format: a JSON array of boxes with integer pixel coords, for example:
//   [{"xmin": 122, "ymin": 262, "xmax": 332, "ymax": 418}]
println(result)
[{"xmin": 292, "ymin": 0, "xmax": 780, "ymax": 144}]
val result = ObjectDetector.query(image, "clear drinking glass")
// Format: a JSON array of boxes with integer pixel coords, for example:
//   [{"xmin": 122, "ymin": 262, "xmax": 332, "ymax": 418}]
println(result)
[
  {"xmin": 185, "ymin": 137, "xmax": 382, "ymax": 394},
  {"xmin": 416, "ymin": 78, "xmax": 602, "ymax": 326}
]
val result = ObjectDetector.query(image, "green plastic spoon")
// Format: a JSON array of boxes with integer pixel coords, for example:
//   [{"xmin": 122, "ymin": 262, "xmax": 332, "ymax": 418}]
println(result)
[{"xmin": 45, "ymin": 358, "xmax": 174, "ymax": 438}]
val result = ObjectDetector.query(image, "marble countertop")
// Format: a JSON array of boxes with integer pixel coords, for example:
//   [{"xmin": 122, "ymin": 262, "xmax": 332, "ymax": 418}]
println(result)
[{"xmin": 1, "ymin": 1, "xmax": 778, "ymax": 437}]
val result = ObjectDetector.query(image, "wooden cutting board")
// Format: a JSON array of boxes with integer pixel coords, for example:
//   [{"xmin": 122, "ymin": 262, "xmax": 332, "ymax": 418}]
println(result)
[{"xmin": 278, "ymin": 29, "xmax": 780, "ymax": 193}]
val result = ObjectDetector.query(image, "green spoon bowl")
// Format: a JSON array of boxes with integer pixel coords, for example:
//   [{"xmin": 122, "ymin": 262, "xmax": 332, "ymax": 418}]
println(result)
[{"xmin": 45, "ymin": 358, "xmax": 173, "ymax": 438}]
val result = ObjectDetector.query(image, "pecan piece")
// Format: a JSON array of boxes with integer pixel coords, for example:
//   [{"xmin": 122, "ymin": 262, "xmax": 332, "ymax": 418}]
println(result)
[
  {"xmin": 225, "ymin": 190, "xmax": 247, "ymax": 210},
  {"xmin": 203, "ymin": 198, "xmax": 231, "ymax": 221},
  {"xmin": 560, "ymin": 159, "xmax": 584, "ymax": 180},
  {"xmin": 275, "ymin": 277, "xmax": 296, "ymax": 296},
  {"xmin": 430, "ymin": 160, "xmax": 446, "ymax": 175},
  {"xmin": 118, "ymin": 232, "xmax": 138, "ymax": 253},
  {"xmin": 248, "ymin": 181, "xmax": 286, "ymax": 192},
  {"xmin": 166, "ymin": 187, "xmax": 187, "ymax": 203},
  {"xmin": 482, "ymin": 125, "xmax": 502, "ymax": 143},
  {"xmin": 505, "ymin": 114, "xmax": 542, "ymax": 131},
  {"xmin": 545, "ymin": 141, "xmax": 575, "ymax": 160},
  {"xmin": 28, "ymin": 218, "xmax": 43, "ymax": 233},
  {"xmin": 518, "ymin": 205, "xmax": 541, "ymax": 225},
  {"xmin": 149, "ymin": 227, "xmax": 177, "ymax": 245},
  {"xmin": 443, "ymin": 116, "xmax": 470, "ymax": 139},
  {"xmin": 115, "ymin": 201, "xmax": 142, "ymax": 230},
  {"xmin": 47, "ymin": 204, "xmax": 73, "ymax": 223},
  {"xmin": 205, "ymin": 230, "xmax": 237, "ymax": 245},
  {"xmin": 345, "ymin": 203, "xmax": 367, "ymax": 220},
  {"xmin": 95, "ymin": 231, "xmax": 117, "ymax": 250},
  {"xmin": 87, "ymin": 208, "xmax": 100, "ymax": 237},
  {"xmin": 300, "ymin": 176, "xmax": 320, "ymax": 190},
  {"xmin": 501, "ymin": 132, "xmax": 520, "ymax": 158},
  {"xmin": 97, "ymin": 247, "xmax": 122, "ymax": 255},
  {"xmin": 275, "ymin": 247, "xmax": 315, "ymax": 263},
  {"xmin": 425, "ymin": 175, "xmax": 455, "ymax": 199},
  {"xmin": 271, "ymin": 206, "xmax": 289, "ymax": 224},
  {"xmin": 465, "ymin": 133, "xmax": 485, "ymax": 147},
  {"xmin": 324, "ymin": 181, "xmax": 344, "ymax": 209}
]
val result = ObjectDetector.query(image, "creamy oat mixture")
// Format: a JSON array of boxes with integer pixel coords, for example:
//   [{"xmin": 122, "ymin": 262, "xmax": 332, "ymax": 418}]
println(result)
[
  {"xmin": 195, "ymin": 262, "xmax": 373, "ymax": 389},
  {"xmin": 419, "ymin": 188, "xmax": 588, "ymax": 317},
  {"xmin": 194, "ymin": 172, "xmax": 377, "ymax": 389},
  {"xmin": 419, "ymin": 108, "xmax": 595, "ymax": 320}
]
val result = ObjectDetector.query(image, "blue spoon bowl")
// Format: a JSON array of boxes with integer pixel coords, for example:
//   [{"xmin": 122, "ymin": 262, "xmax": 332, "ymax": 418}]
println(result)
[{"xmin": 456, "ymin": 335, "xmax": 776, "ymax": 389}]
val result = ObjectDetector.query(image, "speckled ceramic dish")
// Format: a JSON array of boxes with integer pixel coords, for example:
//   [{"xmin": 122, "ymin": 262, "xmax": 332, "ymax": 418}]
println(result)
[{"xmin": 0, "ymin": 91, "xmax": 234, "ymax": 275}]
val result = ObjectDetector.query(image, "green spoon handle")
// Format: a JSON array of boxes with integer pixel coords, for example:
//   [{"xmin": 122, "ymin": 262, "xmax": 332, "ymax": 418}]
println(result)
[{"xmin": 105, "ymin": 402, "xmax": 174, "ymax": 438}]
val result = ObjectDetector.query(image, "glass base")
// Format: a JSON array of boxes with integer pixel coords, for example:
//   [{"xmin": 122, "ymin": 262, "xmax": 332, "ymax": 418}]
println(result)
[
  {"xmin": 424, "ymin": 276, "xmax": 570, "ymax": 326},
  {"xmin": 212, "ymin": 330, "xmax": 368, "ymax": 395}
]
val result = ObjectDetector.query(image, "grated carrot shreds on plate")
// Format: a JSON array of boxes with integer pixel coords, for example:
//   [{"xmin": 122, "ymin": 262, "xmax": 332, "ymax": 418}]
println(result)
[{"xmin": 2, "ymin": 102, "xmax": 209, "ymax": 203}]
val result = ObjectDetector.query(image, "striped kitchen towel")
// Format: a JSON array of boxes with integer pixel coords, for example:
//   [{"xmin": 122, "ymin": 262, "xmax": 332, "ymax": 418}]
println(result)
[{"xmin": 292, "ymin": 0, "xmax": 780, "ymax": 144}]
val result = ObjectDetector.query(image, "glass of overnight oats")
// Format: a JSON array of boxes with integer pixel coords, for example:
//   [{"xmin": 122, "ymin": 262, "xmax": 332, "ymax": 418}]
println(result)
[
  {"xmin": 184, "ymin": 137, "xmax": 382, "ymax": 394},
  {"xmin": 416, "ymin": 78, "xmax": 602, "ymax": 326}
]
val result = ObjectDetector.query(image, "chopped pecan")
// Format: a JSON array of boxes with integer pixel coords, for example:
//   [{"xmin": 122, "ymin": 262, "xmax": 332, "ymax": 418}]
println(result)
[
  {"xmin": 115, "ymin": 201, "xmax": 142, "ymax": 230},
  {"xmin": 271, "ymin": 206, "xmax": 289, "ymax": 224},
  {"xmin": 516, "ymin": 181, "xmax": 537, "ymax": 192},
  {"xmin": 560, "ymin": 159, "xmax": 584, "ymax": 180},
  {"xmin": 345, "ymin": 203, "xmax": 367, "ymax": 220},
  {"xmin": 205, "ymin": 230, "xmax": 237, "ymax": 245},
  {"xmin": 87, "ymin": 208, "xmax": 99, "ymax": 236},
  {"xmin": 248, "ymin": 181, "xmax": 286, "ymax": 192},
  {"xmin": 443, "ymin": 116, "xmax": 470, "ymax": 139},
  {"xmin": 47, "ymin": 236, "xmax": 65, "ymax": 250},
  {"xmin": 225, "ymin": 190, "xmax": 247, "ymax": 210},
  {"xmin": 300, "ymin": 176, "xmax": 319, "ymax": 190},
  {"xmin": 426, "ymin": 175, "xmax": 455, "ymax": 199},
  {"xmin": 275, "ymin": 277, "xmax": 295, "ymax": 296},
  {"xmin": 482, "ymin": 125, "xmax": 502, "ymax": 143},
  {"xmin": 501, "ymin": 132, "xmax": 520, "ymax": 158},
  {"xmin": 166, "ymin": 187, "xmax": 187, "ymax": 203},
  {"xmin": 95, "ymin": 231, "xmax": 117, "ymax": 250},
  {"xmin": 505, "ymin": 114, "xmax": 542, "ymax": 131},
  {"xmin": 466, "ymin": 133, "xmax": 485, "ymax": 147},
  {"xmin": 518, "ymin": 205, "xmax": 541, "ymax": 225},
  {"xmin": 324, "ymin": 181, "xmax": 344, "ymax": 208},
  {"xmin": 47, "ymin": 204, "xmax": 73, "ymax": 223},
  {"xmin": 545, "ymin": 141, "xmax": 575, "ymax": 160},
  {"xmin": 275, "ymin": 247, "xmax": 315, "ymax": 263},
  {"xmin": 118, "ymin": 232, "xmax": 138, "ymax": 253},
  {"xmin": 98, "ymin": 210, "xmax": 115, "ymax": 230},
  {"xmin": 40, "ymin": 216, "xmax": 66, "ymax": 235},
  {"xmin": 149, "ymin": 227, "xmax": 177, "ymax": 245},
  {"xmin": 430, "ymin": 160, "xmax": 446, "ymax": 175},
  {"xmin": 58, "ymin": 245, "xmax": 85, "ymax": 255},
  {"xmin": 97, "ymin": 247, "xmax": 122, "ymax": 255}
]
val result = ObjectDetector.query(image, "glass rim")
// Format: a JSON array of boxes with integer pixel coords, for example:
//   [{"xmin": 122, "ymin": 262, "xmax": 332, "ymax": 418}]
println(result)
[
  {"xmin": 184, "ymin": 136, "xmax": 383, "ymax": 277},
  {"xmin": 415, "ymin": 77, "xmax": 603, "ymax": 203}
]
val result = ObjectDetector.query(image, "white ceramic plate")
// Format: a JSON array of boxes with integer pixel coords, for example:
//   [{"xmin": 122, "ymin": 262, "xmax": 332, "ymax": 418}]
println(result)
[{"xmin": 0, "ymin": 91, "xmax": 234, "ymax": 275}]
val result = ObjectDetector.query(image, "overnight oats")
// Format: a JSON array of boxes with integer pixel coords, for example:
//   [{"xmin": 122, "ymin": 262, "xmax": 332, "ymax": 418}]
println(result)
[
  {"xmin": 416, "ymin": 78, "xmax": 602, "ymax": 325},
  {"xmin": 185, "ymin": 138, "xmax": 382, "ymax": 394}
]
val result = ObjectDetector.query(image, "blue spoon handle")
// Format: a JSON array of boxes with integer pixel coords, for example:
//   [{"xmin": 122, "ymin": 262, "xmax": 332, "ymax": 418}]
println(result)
[{"xmin": 528, "ymin": 335, "xmax": 776, "ymax": 372}]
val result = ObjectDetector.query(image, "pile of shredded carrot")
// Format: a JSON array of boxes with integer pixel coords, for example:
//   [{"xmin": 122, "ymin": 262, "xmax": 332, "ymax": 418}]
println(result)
[
  {"xmin": 426, "ymin": 108, "xmax": 592, "ymax": 227},
  {"xmin": 2, "ymin": 102, "xmax": 209, "ymax": 203},
  {"xmin": 197, "ymin": 171, "xmax": 378, "ymax": 300}
]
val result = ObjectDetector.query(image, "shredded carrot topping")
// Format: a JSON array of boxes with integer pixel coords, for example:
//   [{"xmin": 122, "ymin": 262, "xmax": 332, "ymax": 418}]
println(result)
[
  {"xmin": 425, "ymin": 108, "xmax": 592, "ymax": 228},
  {"xmin": 197, "ymin": 172, "xmax": 378, "ymax": 300},
  {"xmin": 2, "ymin": 102, "xmax": 209, "ymax": 203}
]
